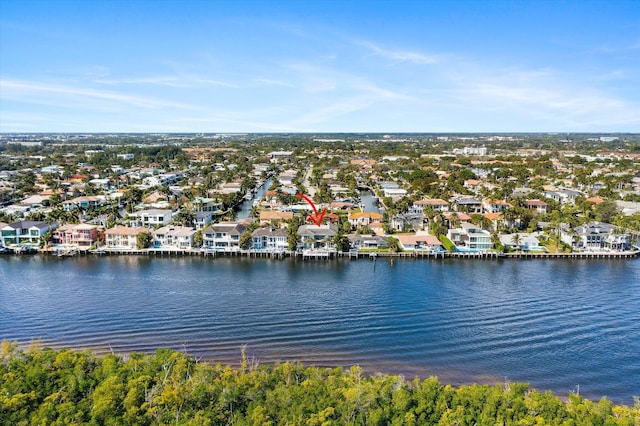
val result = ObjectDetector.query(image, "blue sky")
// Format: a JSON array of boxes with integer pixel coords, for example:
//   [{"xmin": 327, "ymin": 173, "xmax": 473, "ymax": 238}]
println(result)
[{"xmin": 1, "ymin": 0, "xmax": 639, "ymax": 133}]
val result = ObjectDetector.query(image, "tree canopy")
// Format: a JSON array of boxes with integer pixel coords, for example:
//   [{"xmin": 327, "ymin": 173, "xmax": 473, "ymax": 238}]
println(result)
[{"xmin": 2, "ymin": 343, "xmax": 637, "ymax": 425}]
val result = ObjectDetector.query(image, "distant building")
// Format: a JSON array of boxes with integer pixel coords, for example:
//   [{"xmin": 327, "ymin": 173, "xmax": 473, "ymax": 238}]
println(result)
[
  {"xmin": 410, "ymin": 199, "xmax": 449, "ymax": 214},
  {"xmin": 62, "ymin": 196, "xmax": 103, "ymax": 212}
]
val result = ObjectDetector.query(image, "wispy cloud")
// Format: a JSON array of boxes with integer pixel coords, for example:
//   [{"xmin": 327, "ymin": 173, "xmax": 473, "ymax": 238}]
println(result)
[
  {"xmin": 93, "ymin": 75, "xmax": 235, "ymax": 88},
  {"xmin": 254, "ymin": 78, "xmax": 296, "ymax": 88},
  {"xmin": 356, "ymin": 40, "xmax": 442, "ymax": 65},
  {"xmin": 0, "ymin": 79, "xmax": 193, "ymax": 110}
]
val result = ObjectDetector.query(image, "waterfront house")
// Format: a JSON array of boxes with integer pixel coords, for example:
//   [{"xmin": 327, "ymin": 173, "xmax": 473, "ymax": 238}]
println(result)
[
  {"xmin": 561, "ymin": 222, "xmax": 632, "ymax": 251},
  {"xmin": 348, "ymin": 212, "xmax": 383, "ymax": 229},
  {"xmin": 53, "ymin": 223, "xmax": 100, "ymax": 248},
  {"xmin": 498, "ymin": 232, "xmax": 543, "ymax": 251},
  {"xmin": 202, "ymin": 222, "xmax": 247, "ymax": 251},
  {"xmin": 297, "ymin": 224, "xmax": 338, "ymax": 250},
  {"xmin": 277, "ymin": 170, "xmax": 297, "ymax": 186},
  {"xmin": 104, "ymin": 225, "xmax": 148, "ymax": 249},
  {"xmin": 251, "ymin": 227, "xmax": 288, "ymax": 251},
  {"xmin": 396, "ymin": 234, "xmax": 444, "ymax": 252},
  {"xmin": 409, "ymin": 199, "xmax": 449, "ymax": 214},
  {"xmin": 152, "ymin": 225, "xmax": 197, "ymax": 249},
  {"xmin": 330, "ymin": 201, "xmax": 355, "ymax": 210},
  {"xmin": 447, "ymin": 223, "xmax": 493, "ymax": 252},
  {"xmin": 347, "ymin": 234, "xmax": 388, "ymax": 250},
  {"xmin": 129, "ymin": 209, "xmax": 173, "ymax": 228},
  {"xmin": 1, "ymin": 221, "xmax": 56, "ymax": 247}
]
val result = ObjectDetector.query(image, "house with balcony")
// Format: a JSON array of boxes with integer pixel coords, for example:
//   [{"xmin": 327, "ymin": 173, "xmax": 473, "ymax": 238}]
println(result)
[
  {"xmin": 193, "ymin": 197, "xmax": 222, "ymax": 213},
  {"xmin": 104, "ymin": 225, "xmax": 149, "ymax": 249},
  {"xmin": 194, "ymin": 211, "xmax": 214, "ymax": 230},
  {"xmin": 129, "ymin": 209, "xmax": 173, "ymax": 228},
  {"xmin": 202, "ymin": 222, "xmax": 247, "ymax": 251},
  {"xmin": 452, "ymin": 197, "xmax": 483, "ymax": 214},
  {"xmin": 482, "ymin": 198, "xmax": 512, "ymax": 214},
  {"xmin": 53, "ymin": 223, "xmax": 100, "ymax": 248},
  {"xmin": 561, "ymin": 222, "xmax": 632, "ymax": 251},
  {"xmin": 447, "ymin": 223, "xmax": 493, "ymax": 252},
  {"xmin": 297, "ymin": 225, "xmax": 338, "ymax": 250},
  {"xmin": 251, "ymin": 227, "xmax": 288, "ymax": 251},
  {"xmin": 409, "ymin": 198, "xmax": 449, "ymax": 214},
  {"xmin": 525, "ymin": 199, "xmax": 548, "ymax": 215},
  {"xmin": 1, "ymin": 221, "xmax": 56, "ymax": 247},
  {"xmin": 391, "ymin": 213, "xmax": 426, "ymax": 232},
  {"xmin": 152, "ymin": 225, "xmax": 197, "ymax": 249}
]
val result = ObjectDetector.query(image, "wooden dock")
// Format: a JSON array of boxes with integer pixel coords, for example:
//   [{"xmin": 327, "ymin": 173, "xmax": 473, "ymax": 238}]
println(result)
[{"xmin": 34, "ymin": 247, "xmax": 639, "ymax": 261}]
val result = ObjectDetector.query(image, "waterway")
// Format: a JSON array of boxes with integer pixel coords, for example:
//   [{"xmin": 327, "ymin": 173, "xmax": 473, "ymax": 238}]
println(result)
[
  {"xmin": 236, "ymin": 177, "xmax": 273, "ymax": 220},
  {"xmin": 1, "ymin": 255, "xmax": 639, "ymax": 403}
]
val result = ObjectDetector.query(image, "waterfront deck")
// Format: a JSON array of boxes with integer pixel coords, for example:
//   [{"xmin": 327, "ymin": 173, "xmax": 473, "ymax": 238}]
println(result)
[{"xmin": 23, "ymin": 247, "xmax": 639, "ymax": 260}]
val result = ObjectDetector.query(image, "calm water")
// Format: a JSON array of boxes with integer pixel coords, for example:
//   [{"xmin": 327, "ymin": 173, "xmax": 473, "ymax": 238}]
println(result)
[{"xmin": 1, "ymin": 255, "xmax": 639, "ymax": 403}]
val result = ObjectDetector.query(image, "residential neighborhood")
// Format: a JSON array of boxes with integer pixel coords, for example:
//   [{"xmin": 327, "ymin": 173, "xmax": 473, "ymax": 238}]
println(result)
[{"xmin": 1, "ymin": 133, "xmax": 639, "ymax": 257}]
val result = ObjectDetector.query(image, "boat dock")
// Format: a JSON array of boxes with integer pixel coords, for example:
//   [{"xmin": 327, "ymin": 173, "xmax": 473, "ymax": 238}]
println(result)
[{"xmin": 24, "ymin": 246, "xmax": 638, "ymax": 260}]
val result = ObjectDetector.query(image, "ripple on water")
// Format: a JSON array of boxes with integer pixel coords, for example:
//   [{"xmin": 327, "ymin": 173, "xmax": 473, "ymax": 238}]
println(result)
[{"xmin": 1, "ymin": 256, "xmax": 639, "ymax": 404}]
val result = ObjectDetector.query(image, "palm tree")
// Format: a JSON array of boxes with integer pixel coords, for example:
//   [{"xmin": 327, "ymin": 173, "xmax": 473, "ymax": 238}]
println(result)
[{"xmin": 511, "ymin": 233, "xmax": 522, "ymax": 251}]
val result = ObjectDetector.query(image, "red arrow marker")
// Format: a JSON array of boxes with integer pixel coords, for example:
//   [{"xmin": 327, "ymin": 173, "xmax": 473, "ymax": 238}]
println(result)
[{"xmin": 296, "ymin": 193, "xmax": 326, "ymax": 226}]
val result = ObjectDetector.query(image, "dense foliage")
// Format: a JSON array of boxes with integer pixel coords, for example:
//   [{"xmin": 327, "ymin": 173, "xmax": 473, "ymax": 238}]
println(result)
[{"xmin": 1, "ymin": 342, "xmax": 638, "ymax": 425}]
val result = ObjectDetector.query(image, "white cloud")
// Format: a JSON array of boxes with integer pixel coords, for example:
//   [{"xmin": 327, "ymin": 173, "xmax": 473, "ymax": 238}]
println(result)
[
  {"xmin": 356, "ymin": 40, "xmax": 442, "ymax": 65},
  {"xmin": 0, "ymin": 79, "xmax": 193, "ymax": 110},
  {"xmin": 93, "ymin": 75, "xmax": 234, "ymax": 88}
]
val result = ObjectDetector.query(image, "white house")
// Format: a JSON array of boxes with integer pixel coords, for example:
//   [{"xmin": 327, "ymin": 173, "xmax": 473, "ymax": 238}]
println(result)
[
  {"xmin": 251, "ymin": 227, "xmax": 288, "ymax": 251},
  {"xmin": 104, "ymin": 225, "xmax": 148, "ymax": 249},
  {"xmin": 562, "ymin": 222, "xmax": 632, "ymax": 251},
  {"xmin": 482, "ymin": 198, "xmax": 511, "ymax": 214},
  {"xmin": 447, "ymin": 223, "xmax": 493, "ymax": 252},
  {"xmin": 1, "ymin": 221, "xmax": 56, "ymax": 247},
  {"xmin": 203, "ymin": 222, "xmax": 247, "ymax": 251},
  {"xmin": 129, "ymin": 209, "xmax": 173, "ymax": 228},
  {"xmin": 297, "ymin": 225, "xmax": 338, "ymax": 250},
  {"xmin": 152, "ymin": 225, "xmax": 197, "ymax": 249},
  {"xmin": 410, "ymin": 199, "xmax": 449, "ymax": 214}
]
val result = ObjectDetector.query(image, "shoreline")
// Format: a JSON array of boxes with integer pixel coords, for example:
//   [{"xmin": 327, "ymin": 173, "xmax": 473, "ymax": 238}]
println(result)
[{"xmin": 16, "ymin": 247, "xmax": 640, "ymax": 260}]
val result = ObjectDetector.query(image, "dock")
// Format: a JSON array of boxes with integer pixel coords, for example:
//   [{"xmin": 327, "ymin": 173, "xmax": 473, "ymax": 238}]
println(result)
[{"xmin": 31, "ymin": 247, "xmax": 639, "ymax": 261}]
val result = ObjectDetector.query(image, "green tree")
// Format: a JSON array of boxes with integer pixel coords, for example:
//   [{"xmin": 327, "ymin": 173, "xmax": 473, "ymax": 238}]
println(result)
[{"xmin": 136, "ymin": 231, "xmax": 153, "ymax": 249}]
